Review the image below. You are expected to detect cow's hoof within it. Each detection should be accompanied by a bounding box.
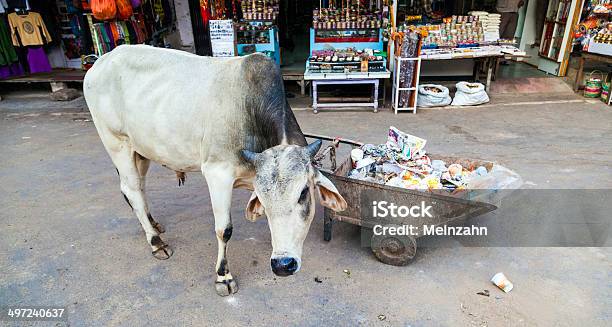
[152,221,165,234]
[215,279,238,296]
[152,245,173,260]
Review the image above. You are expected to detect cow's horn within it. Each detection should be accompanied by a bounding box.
[241,150,259,164]
[305,139,322,158]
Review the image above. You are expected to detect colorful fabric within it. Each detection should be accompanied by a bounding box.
[110,22,119,42]
[88,13,149,55]
[0,61,23,79]
[103,23,114,48]
[8,11,52,46]
[26,46,51,73]
[0,16,18,65]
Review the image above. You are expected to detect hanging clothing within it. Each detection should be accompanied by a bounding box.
[8,11,51,46]
[0,0,8,14]
[0,16,18,65]
[0,61,23,79]
[7,0,28,10]
[25,46,50,73]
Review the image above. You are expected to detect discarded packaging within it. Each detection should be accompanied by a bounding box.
[347,126,507,193]
[387,126,426,160]
[476,289,490,297]
[351,148,364,164]
[491,272,513,293]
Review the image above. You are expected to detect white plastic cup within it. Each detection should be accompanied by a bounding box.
[351,149,364,166]
[491,272,513,293]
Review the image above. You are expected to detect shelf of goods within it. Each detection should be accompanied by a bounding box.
[539,0,572,60]
[392,56,421,114]
[536,0,583,76]
[240,0,279,21]
[305,27,389,79]
[236,22,280,64]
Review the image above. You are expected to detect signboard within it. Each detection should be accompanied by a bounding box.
[209,20,235,57]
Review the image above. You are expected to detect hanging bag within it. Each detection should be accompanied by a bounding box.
[584,70,603,98]
[116,0,134,20]
[91,0,117,21]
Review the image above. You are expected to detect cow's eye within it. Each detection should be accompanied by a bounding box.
[299,186,309,203]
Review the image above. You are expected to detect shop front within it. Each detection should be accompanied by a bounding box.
[571,0,612,104]
[0,0,181,84]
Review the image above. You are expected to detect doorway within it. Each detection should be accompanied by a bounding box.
[278,0,315,73]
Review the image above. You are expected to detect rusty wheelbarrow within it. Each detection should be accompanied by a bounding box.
[305,133,520,266]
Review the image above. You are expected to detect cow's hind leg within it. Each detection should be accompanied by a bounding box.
[134,154,164,234]
[203,164,238,296]
[104,136,173,260]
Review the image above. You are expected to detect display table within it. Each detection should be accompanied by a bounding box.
[304,71,390,113]
[573,52,612,92]
[420,46,528,90]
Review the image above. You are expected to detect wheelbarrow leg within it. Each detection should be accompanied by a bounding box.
[323,214,333,241]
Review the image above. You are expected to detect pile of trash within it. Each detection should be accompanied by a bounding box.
[347,126,490,192]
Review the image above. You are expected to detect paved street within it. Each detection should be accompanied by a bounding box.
[1,92,610,326]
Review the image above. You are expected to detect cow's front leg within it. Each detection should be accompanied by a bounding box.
[203,165,238,296]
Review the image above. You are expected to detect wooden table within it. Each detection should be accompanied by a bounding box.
[574,52,612,92]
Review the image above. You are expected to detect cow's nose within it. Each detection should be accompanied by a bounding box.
[271,257,298,276]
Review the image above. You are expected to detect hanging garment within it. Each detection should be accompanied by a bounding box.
[120,21,132,44]
[0,0,8,14]
[8,11,52,46]
[91,0,116,21]
[124,19,136,43]
[0,16,18,65]
[116,0,133,20]
[109,21,119,43]
[104,23,115,48]
[6,0,28,10]
[0,61,23,79]
[26,45,50,73]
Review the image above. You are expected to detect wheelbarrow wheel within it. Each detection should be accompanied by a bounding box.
[370,225,417,266]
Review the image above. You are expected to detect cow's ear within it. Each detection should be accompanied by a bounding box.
[315,171,347,212]
[245,192,265,221]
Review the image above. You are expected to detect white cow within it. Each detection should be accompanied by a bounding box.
[84,45,347,296]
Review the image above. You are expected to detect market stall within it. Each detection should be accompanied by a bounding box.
[0,0,175,82]
[394,12,528,90]
[304,1,391,113]
[234,0,280,63]
[573,0,612,100]
[536,0,584,75]
[235,21,280,63]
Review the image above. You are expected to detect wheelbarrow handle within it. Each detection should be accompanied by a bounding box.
[303,133,364,147]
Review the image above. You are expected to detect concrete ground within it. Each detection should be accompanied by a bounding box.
[0,89,610,326]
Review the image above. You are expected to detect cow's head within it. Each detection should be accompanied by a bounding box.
[241,140,347,276]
